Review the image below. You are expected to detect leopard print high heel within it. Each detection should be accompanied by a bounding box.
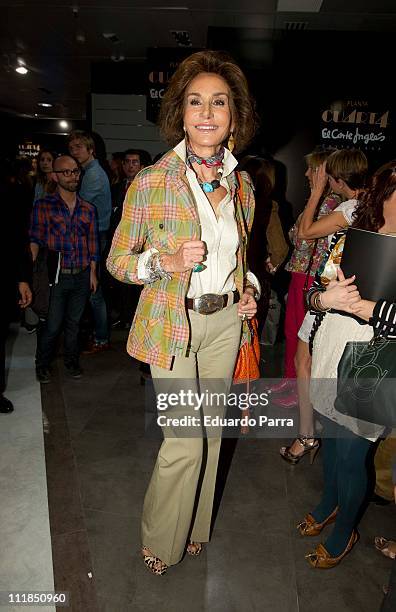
[186,541,203,556]
[141,546,168,575]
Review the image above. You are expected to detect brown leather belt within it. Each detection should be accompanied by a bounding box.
[186,290,240,315]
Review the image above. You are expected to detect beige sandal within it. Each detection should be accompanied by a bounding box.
[141,546,168,575]
[375,537,396,560]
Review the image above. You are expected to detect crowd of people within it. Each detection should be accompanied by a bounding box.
[1,48,396,608]
[1,138,153,388]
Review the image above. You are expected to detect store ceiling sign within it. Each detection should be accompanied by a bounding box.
[319,100,391,152]
[146,47,201,124]
[18,142,40,157]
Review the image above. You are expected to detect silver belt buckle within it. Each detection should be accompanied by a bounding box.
[195,293,224,315]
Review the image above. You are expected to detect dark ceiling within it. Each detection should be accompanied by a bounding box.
[1,0,396,120]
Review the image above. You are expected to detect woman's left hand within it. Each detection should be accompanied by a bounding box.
[238,291,257,320]
[349,299,376,322]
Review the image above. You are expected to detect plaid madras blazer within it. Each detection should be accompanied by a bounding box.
[106,149,255,369]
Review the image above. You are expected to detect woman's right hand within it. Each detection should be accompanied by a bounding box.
[311,162,328,197]
[320,268,361,312]
[161,240,206,273]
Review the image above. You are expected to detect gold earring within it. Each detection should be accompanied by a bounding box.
[228,132,235,152]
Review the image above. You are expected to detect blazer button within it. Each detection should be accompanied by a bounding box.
[159,223,164,229]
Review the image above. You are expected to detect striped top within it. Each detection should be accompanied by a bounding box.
[371,300,396,338]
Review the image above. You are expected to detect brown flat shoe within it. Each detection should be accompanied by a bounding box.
[305,531,359,569]
[297,507,338,536]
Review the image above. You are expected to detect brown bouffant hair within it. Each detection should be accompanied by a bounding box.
[326,148,368,190]
[352,161,396,232]
[159,50,258,154]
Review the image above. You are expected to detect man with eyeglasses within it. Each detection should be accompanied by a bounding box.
[30,155,100,383]
[68,130,111,353]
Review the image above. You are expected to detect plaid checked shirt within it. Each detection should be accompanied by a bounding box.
[30,192,100,269]
[107,148,255,369]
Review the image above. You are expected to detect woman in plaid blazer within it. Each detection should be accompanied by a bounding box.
[107,50,259,575]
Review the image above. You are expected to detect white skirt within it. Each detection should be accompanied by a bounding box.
[310,312,384,440]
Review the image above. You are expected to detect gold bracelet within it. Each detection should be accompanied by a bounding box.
[312,291,323,312]
[313,292,321,311]
[318,292,331,312]
[310,291,319,311]
[312,291,330,312]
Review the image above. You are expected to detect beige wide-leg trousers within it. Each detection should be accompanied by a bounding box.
[141,302,241,566]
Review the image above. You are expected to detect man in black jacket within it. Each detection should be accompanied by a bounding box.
[1,160,33,413]
[110,149,145,231]
[107,150,149,329]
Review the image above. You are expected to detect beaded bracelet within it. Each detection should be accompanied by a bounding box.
[151,253,172,281]
[145,254,161,283]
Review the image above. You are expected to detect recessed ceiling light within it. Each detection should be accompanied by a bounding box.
[59,120,69,129]
[103,32,120,43]
[16,66,28,75]
[38,102,53,108]
[277,0,323,11]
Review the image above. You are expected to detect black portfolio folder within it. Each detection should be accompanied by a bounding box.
[341,228,396,302]
[46,249,62,285]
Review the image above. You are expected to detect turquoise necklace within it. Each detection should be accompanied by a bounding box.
[187,145,224,193]
[196,169,223,193]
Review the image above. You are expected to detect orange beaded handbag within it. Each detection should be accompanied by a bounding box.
[233,317,260,386]
[233,317,261,434]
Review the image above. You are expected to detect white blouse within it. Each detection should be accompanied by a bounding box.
[174,140,239,298]
[137,139,259,298]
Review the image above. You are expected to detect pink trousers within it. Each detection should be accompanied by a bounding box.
[283,271,313,378]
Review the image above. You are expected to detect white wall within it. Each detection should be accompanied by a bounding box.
[91,94,166,160]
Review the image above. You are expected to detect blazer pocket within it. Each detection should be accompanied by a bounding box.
[137,288,166,320]
[134,317,164,353]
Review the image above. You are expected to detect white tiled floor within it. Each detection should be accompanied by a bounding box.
[0,325,55,612]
